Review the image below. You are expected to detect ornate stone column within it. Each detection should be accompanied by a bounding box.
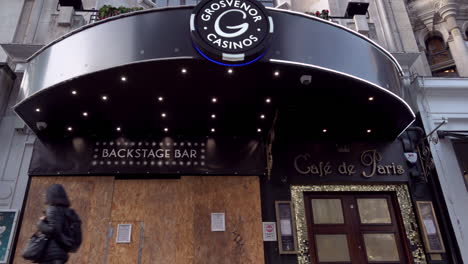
[437,0,468,76]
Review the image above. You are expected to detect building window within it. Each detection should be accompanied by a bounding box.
[425,36,458,77]
[465,28,468,48]
[432,66,458,77]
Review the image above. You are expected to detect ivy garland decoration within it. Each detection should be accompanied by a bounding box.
[98,5,144,20]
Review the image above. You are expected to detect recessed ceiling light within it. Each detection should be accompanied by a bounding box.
[164,128,168,132]
[116,127,121,131]
[35,108,41,112]
[181,68,187,74]
[274,71,280,77]
[260,114,265,119]
[121,76,127,82]
[82,112,88,116]
[211,128,215,132]
[367,129,372,133]
[322,129,327,133]
[368,96,374,101]
[211,114,216,119]
[71,90,77,95]
[265,98,271,103]
[161,113,166,118]
[158,97,164,102]
[67,126,73,131]
[102,95,108,101]
[257,128,262,132]
[227,68,233,74]
[212,97,217,103]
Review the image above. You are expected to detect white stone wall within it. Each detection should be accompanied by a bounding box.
[0,1,25,62]
[0,120,35,211]
[408,1,468,260]
[291,0,329,13]
[0,69,35,264]
[416,77,468,262]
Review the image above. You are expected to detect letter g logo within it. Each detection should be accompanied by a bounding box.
[214,10,249,38]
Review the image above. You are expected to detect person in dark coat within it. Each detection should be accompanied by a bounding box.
[36,184,70,264]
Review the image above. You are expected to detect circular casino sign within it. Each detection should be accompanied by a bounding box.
[190,0,274,65]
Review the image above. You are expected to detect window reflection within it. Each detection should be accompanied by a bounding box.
[315,234,351,262]
[357,198,392,224]
[364,233,400,261]
[311,199,344,224]
[425,35,458,77]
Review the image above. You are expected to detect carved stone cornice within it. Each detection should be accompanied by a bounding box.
[409,0,437,31]
[409,0,461,31]
[436,0,459,20]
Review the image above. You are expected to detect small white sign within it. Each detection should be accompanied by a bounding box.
[211,213,225,232]
[280,219,292,235]
[116,224,132,243]
[404,152,418,164]
[424,219,437,235]
[263,222,277,241]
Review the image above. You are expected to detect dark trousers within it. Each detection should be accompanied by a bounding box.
[39,261,65,264]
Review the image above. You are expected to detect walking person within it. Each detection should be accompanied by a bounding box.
[22,184,82,264]
[36,184,72,264]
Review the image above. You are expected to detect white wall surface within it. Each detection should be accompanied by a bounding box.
[0,117,35,210]
[417,77,468,262]
[0,0,25,62]
[0,70,35,211]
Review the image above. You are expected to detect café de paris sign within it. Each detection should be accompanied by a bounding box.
[294,149,406,178]
[190,0,274,65]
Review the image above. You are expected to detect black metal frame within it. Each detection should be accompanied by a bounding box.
[438,130,468,139]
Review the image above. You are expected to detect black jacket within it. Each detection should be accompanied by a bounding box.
[37,206,69,262]
[37,184,70,262]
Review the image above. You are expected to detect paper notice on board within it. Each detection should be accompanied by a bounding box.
[211,213,226,232]
[116,224,132,243]
[280,219,292,235]
[423,219,437,235]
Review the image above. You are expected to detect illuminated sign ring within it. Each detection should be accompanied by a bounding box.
[190,0,274,65]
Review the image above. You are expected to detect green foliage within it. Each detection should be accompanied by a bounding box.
[98,5,144,20]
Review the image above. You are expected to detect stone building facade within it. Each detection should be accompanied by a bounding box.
[0,0,467,263]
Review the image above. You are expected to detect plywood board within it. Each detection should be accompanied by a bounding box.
[106,221,141,264]
[14,176,263,264]
[110,179,192,264]
[191,176,264,264]
[109,176,263,264]
[13,176,114,264]
[174,177,195,264]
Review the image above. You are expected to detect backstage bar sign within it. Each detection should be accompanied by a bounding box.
[190,0,274,64]
[28,138,266,176]
[95,141,204,167]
